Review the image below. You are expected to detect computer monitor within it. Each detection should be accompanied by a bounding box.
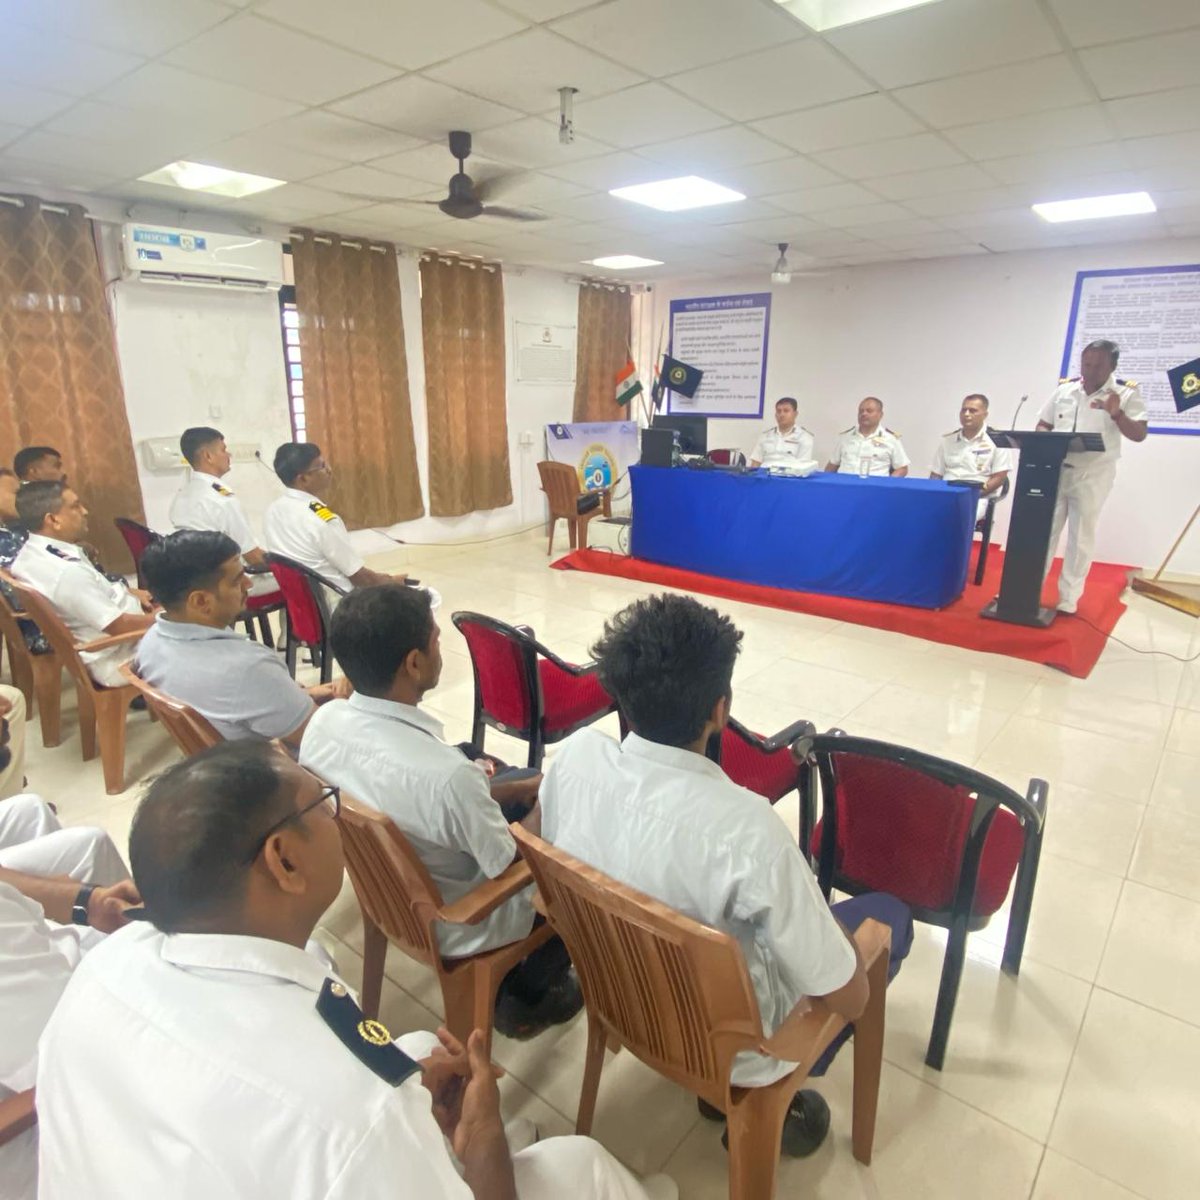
[651,414,707,455]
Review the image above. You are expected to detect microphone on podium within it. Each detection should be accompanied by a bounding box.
[1010,394,1029,428]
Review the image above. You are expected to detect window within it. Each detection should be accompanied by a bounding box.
[278,283,305,442]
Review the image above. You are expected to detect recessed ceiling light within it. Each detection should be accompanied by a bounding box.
[585,255,664,270]
[774,0,944,32]
[1031,191,1156,223]
[138,161,286,199]
[609,176,745,213]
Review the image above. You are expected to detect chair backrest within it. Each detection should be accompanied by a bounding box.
[451,612,538,736]
[334,791,445,969]
[706,449,746,467]
[0,587,33,660]
[120,663,222,756]
[537,460,583,518]
[714,717,800,804]
[264,553,332,647]
[114,518,160,589]
[1,572,94,691]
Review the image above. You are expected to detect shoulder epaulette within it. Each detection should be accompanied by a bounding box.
[943,428,959,437]
[316,979,421,1087]
[46,545,76,560]
[1117,378,1136,387]
[1060,376,1079,383]
[309,501,337,522]
[800,426,812,435]
[211,482,234,497]
[885,427,901,437]
[840,426,854,434]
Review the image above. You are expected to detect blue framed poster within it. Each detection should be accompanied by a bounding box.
[667,292,771,418]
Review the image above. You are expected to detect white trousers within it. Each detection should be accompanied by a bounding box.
[1044,459,1117,609]
[0,684,28,800]
[0,793,129,885]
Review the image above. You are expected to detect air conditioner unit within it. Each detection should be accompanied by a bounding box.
[120,223,283,291]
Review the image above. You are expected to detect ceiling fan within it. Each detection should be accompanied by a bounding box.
[770,242,828,283]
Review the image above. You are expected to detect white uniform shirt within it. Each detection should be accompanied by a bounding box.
[300,695,534,957]
[1037,373,1147,465]
[135,615,314,742]
[541,729,856,1086]
[263,488,363,592]
[169,471,258,553]
[10,533,143,686]
[35,924,480,1200]
[931,427,1014,484]
[829,426,910,476]
[750,424,815,469]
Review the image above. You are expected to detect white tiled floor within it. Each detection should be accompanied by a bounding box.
[17,530,1200,1200]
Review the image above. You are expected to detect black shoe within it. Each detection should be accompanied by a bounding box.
[698,1097,724,1121]
[718,1089,831,1159]
[130,695,148,712]
[493,970,584,1040]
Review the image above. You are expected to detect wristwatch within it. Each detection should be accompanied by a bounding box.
[71,884,97,926]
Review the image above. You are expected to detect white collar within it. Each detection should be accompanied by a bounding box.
[161,931,338,995]
[958,427,989,444]
[191,470,223,486]
[347,693,447,742]
[620,731,729,782]
[284,487,323,505]
[27,531,80,558]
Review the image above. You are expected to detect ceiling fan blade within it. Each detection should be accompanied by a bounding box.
[330,192,443,207]
[474,174,525,203]
[479,205,548,222]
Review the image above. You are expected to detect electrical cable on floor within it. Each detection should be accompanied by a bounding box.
[1073,613,1200,662]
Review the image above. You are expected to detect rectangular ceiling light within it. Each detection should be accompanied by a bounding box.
[138,161,286,198]
[775,0,944,32]
[586,255,664,269]
[1032,191,1157,223]
[609,176,745,213]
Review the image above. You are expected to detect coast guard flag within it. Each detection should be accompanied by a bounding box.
[1167,357,1200,413]
[660,355,702,398]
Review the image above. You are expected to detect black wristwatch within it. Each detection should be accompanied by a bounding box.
[71,884,97,926]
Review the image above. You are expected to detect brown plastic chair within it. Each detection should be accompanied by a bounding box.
[0,1088,35,1147]
[512,824,890,1200]
[332,789,555,1055]
[1,572,146,794]
[120,663,223,758]
[537,461,611,555]
[0,592,63,746]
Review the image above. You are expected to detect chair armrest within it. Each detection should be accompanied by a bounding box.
[78,628,148,653]
[1025,778,1049,831]
[538,647,600,677]
[0,1088,35,1147]
[437,860,534,926]
[759,719,817,755]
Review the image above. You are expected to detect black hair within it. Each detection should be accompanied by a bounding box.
[141,529,242,609]
[14,480,65,531]
[1083,339,1120,367]
[591,594,742,748]
[14,446,62,478]
[180,426,224,467]
[130,741,296,933]
[775,397,798,411]
[273,442,322,486]
[329,584,434,697]
[963,393,990,409]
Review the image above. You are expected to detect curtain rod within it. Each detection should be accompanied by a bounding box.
[0,193,102,221]
[289,231,391,253]
[419,250,499,273]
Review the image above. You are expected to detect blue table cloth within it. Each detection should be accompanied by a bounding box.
[629,466,977,609]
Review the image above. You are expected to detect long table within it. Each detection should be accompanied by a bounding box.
[629,465,977,609]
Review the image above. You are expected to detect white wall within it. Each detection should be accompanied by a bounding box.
[640,237,1200,573]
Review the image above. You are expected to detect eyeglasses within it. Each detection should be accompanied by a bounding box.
[244,785,340,864]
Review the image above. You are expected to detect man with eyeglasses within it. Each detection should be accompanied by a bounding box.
[35,742,675,1200]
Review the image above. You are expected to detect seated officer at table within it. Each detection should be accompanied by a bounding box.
[264,442,405,593]
[749,397,815,471]
[36,741,674,1200]
[11,482,153,686]
[929,393,1013,517]
[825,397,909,477]
[539,594,912,1158]
[136,530,348,749]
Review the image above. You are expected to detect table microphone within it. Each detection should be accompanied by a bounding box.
[1010,394,1029,428]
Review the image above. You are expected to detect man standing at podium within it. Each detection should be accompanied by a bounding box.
[1037,339,1147,613]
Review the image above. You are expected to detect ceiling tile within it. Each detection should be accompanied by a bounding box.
[543,151,669,191]
[4,129,182,179]
[1130,162,1200,191]
[767,181,884,214]
[865,163,999,200]
[551,0,803,77]
[0,155,120,193]
[192,136,349,183]
[723,156,842,197]
[667,40,872,122]
[893,55,1092,129]
[905,187,1024,217]
[164,13,398,105]
[330,77,523,139]
[825,0,1061,90]
[1105,87,1200,140]
[944,104,1112,161]
[1048,0,1200,49]
[471,117,615,170]
[812,133,966,180]
[752,94,923,154]
[499,0,596,17]
[0,24,144,95]
[236,183,361,222]
[1078,28,1200,99]
[571,84,726,149]
[45,100,247,151]
[787,231,873,254]
[984,143,1134,186]
[0,83,76,128]
[2,0,232,57]
[424,29,644,115]
[1126,131,1200,171]
[256,0,527,71]
[539,192,642,223]
[303,164,436,203]
[637,127,791,176]
[0,124,25,150]
[261,111,425,163]
[1004,170,1145,205]
[369,142,507,186]
[679,197,790,226]
[714,214,824,245]
[810,201,915,229]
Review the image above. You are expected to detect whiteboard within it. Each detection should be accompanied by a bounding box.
[667,292,771,418]
[1061,265,1200,436]
[513,320,576,384]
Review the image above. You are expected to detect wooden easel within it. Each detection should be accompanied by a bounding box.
[1130,503,1200,617]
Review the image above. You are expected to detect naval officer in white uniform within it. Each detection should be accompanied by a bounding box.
[825,397,910,477]
[749,397,815,471]
[1036,339,1147,614]
[930,394,1014,517]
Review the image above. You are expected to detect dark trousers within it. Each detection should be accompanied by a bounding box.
[496,919,572,1005]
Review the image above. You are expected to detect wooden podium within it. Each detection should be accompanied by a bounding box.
[981,430,1104,627]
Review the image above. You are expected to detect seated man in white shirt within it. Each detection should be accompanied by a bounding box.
[929,393,1013,518]
[749,397,816,472]
[301,584,580,1040]
[1,685,27,801]
[825,397,910,477]
[540,594,913,1159]
[169,426,279,599]
[36,741,674,1200]
[10,482,154,686]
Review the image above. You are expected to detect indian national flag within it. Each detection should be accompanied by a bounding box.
[615,358,643,407]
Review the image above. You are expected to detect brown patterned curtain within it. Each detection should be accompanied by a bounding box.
[573,283,632,423]
[419,255,511,516]
[0,195,145,570]
[290,230,423,527]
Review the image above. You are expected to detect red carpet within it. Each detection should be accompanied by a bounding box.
[551,545,1133,679]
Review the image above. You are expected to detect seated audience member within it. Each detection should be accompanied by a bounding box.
[301,585,581,1039]
[264,442,405,593]
[36,742,675,1200]
[540,594,913,1158]
[750,397,815,470]
[13,445,65,484]
[930,393,1013,517]
[10,482,153,686]
[1,686,28,801]
[0,469,50,660]
[0,792,138,1200]
[825,397,910,477]
[170,426,278,597]
[136,530,348,748]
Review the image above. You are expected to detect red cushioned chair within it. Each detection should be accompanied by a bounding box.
[707,716,814,805]
[451,611,618,769]
[265,552,345,684]
[707,448,747,467]
[114,517,158,589]
[795,729,1046,1070]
